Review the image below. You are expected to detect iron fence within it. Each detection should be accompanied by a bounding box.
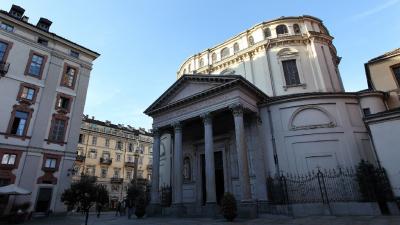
[267,166,393,205]
[160,185,172,207]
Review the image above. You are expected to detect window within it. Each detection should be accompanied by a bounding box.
[233,43,239,53]
[199,58,204,67]
[18,84,37,103]
[49,117,67,142]
[220,47,230,59]
[182,68,186,74]
[211,53,217,63]
[26,52,46,78]
[70,50,79,58]
[282,59,301,86]
[78,134,84,144]
[92,136,97,145]
[248,36,254,46]
[61,65,78,88]
[0,23,14,32]
[128,143,133,152]
[137,170,143,178]
[37,38,48,46]
[0,41,9,62]
[101,167,108,178]
[276,24,288,35]
[45,158,57,168]
[392,65,400,87]
[138,156,143,165]
[264,28,271,38]
[116,154,121,161]
[105,139,110,147]
[102,152,110,160]
[293,24,301,34]
[86,166,95,176]
[363,108,371,116]
[56,94,72,112]
[128,155,133,162]
[188,64,191,72]
[113,168,120,178]
[9,110,29,136]
[1,154,16,165]
[126,170,132,179]
[89,149,97,159]
[116,141,122,150]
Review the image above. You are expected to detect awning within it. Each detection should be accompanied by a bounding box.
[0,184,31,195]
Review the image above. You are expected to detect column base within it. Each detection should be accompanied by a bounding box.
[202,202,218,217]
[147,203,162,217]
[171,203,186,217]
[238,200,257,218]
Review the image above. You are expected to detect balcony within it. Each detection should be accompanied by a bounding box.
[110,177,123,183]
[76,155,86,162]
[100,157,112,165]
[124,161,135,167]
[0,62,10,77]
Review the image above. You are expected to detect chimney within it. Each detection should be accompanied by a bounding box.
[36,18,52,32]
[22,16,29,22]
[9,5,25,20]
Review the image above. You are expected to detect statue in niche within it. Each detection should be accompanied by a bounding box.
[183,157,191,181]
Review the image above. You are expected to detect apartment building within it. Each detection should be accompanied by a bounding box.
[0,5,99,214]
[72,116,153,208]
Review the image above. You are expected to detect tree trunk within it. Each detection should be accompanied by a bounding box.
[85,210,89,225]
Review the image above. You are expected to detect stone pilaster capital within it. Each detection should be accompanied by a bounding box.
[229,103,244,117]
[200,112,213,125]
[172,122,182,131]
[152,127,160,137]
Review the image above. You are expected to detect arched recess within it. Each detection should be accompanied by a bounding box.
[277,47,299,57]
[288,105,336,131]
[220,68,235,75]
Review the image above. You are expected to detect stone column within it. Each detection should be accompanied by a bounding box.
[150,129,161,204]
[230,104,252,201]
[202,113,217,204]
[173,122,183,205]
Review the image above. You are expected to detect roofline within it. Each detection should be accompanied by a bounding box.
[144,74,269,116]
[0,10,100,58]
[366,48,400,65]
[82,117,152,136]
[177,15,324,72]
[364,107,400,124]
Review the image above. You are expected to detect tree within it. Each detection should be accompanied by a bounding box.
[95,184,109,218]
[61,175,97,225]
[221,192,237,222]
[135,195,146,218]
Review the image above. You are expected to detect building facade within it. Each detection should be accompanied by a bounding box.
[72,116,153,208]
[364,48,400,198]
[145,16,394,217]
[0,5,99,214]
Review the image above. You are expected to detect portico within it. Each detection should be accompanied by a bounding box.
[145,75,269,217]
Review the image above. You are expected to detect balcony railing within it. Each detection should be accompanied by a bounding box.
[100,157,112,165]
[76,155,86,162]
[0,62,10,77]
[124,161,135,167]
[110,177,123,183]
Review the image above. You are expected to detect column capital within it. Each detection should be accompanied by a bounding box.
[201,112,213,125]
[230,103,244,116]
[152,127,160,137]
[172,122,182,131]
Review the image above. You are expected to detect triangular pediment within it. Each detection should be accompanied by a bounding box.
[144,75,269,116]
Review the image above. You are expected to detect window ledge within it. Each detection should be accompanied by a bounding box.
[0,132,31,140]
[42,167,57,172]
[45,139,67,146]
[283,83,306,91]
[0,164,17,170]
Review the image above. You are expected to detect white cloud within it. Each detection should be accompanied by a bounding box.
[353,0,400,20]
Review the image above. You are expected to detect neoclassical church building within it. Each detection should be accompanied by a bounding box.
[144,16,392,216]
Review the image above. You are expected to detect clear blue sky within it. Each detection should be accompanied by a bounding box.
[2,1,400,129]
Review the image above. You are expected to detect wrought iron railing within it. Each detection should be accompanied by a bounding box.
[160,185,172,207]
[267,166,393,205]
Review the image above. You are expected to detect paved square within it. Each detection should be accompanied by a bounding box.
[21,213,400,225]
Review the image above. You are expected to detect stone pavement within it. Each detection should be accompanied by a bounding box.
[20,213,400,225]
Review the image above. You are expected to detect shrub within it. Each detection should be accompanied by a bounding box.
[221,192,237,222]
[135,195,146,218]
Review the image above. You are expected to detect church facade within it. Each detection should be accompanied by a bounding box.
[144,16,394,216]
